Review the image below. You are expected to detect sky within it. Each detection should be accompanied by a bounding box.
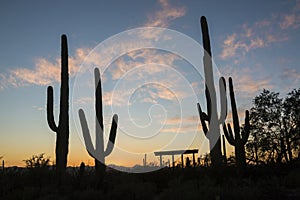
[0,0,299,168]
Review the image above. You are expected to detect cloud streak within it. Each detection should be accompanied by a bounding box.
[144,0,186,28]
[0,0,187,91]
[220,65,272,99]
[220,1,300,60]
[0,47,90,89]
[160,115,201,134]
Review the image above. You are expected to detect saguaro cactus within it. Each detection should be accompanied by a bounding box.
[197,16,227,168]
[47,34,69,184]
[78,68,118,179]
[223,77,250,170]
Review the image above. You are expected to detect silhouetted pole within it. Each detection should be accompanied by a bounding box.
[144,154,147,167]
[159,155,162,167]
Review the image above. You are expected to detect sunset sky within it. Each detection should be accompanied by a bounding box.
[0,0,300,168]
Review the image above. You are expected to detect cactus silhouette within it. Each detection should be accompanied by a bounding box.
[78,68,118,180]
[223,77,250,171]
[46,34,69,185]
[197,16,227,168]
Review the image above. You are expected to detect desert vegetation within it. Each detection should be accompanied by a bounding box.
[0,16,299,199]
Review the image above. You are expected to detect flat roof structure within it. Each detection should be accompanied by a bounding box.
[154,149,198,168]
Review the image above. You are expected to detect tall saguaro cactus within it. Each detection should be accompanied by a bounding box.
[47,34,69,184]
[197,16,227,168]
[78,68,118,179]
[223,77,250,170]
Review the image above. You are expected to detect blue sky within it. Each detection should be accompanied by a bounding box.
[0,0,299,167]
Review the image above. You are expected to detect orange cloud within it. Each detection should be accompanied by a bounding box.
[220,66,272,98]
[220,2,300,60]
[145,0,186,28]
[280,13,300,29]
[0,47,90,89]
[160,115,201,134]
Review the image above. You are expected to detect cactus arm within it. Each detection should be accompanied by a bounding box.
[219,77,227,123]
[223,123,235,146]
[104,114,118,156]
[241,110,250,145]
[79,109,96,156]
[229,77,240,139]
[197,103,208,135]
[47,86,58,132]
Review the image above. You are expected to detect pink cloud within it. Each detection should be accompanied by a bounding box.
[0,47,90,89]
[280,13,300,29]
[220,2,300,60]
[145,0,186,28]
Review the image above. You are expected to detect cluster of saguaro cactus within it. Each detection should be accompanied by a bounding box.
[47,34,69,185]
[223,77,250,170]
[197,16,227,168]
[78,68,118,179]
[44,16,249,178]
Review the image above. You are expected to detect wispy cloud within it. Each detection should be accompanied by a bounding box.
[220,1,300,60]
[1,0,187,91]
[109,49,181,80]
[280,0,300,29]
[0,47,90,89]
[160,115,201,133]
[219,65,272,100]
[280,14,300,29]
[220,23,286,60]
[144,0,186,28]
[280,67,300,81]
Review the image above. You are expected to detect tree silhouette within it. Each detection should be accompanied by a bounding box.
[282,88,300,160]
[246,88,300,164]
[247,89,283,164]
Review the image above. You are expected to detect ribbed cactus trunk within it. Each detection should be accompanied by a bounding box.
[197,16,227,168]
[235,138,247,169]
[47,34,69,185]
[95,67,105,178]
[223,77,250,171]
[79,68,118,187]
